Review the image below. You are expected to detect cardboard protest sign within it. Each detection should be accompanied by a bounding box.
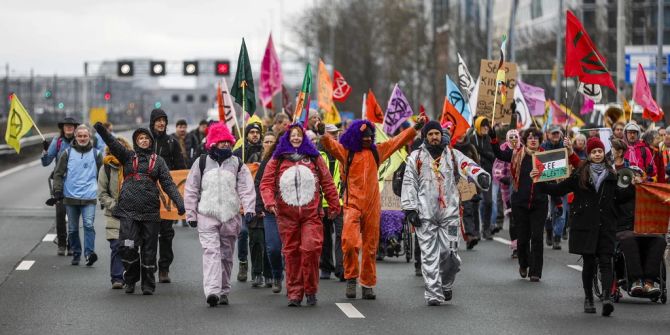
[476,60,517,124]
[381,179,401,210]
[532,148,570,183]
[457,178,477,201]
[159,170,188,220]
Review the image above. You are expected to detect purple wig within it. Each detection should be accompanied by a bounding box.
[273,124,321,158]
[339,119,377,153]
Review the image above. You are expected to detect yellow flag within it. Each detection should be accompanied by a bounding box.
[620,93,633,121]
[4,94,36,153]
[496,69,507,105]
[374,123,407,190]
[323,104,341,125]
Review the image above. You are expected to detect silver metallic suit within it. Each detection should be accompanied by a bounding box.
[401,145,490,303]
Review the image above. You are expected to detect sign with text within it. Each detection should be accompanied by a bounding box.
[457,178,477,201]
[532,148,569,183]
[476,60,517,124]
[159,169,188,220]
[381,179,401,210]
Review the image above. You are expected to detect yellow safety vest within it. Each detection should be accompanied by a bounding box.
[320,151,343,207]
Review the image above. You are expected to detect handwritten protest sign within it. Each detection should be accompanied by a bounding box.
[159,170,188,220]
[457,179,477,201]
[381,179,401,210]
[532,148,569,183]
[476,60,517,124]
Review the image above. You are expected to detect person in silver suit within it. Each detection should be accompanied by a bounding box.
[401,121,490,306]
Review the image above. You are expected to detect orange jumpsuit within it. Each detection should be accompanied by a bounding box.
[320,127,417,287]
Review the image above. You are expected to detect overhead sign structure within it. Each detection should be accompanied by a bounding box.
[624,45,670,85]
[532,148,570,183]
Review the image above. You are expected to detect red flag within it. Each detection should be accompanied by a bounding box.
[419,104,428,120]
[365,89,384,123]
[217,81,225,121]
[332,70,352,102]
[440,97,469,146]
[564,10,616,91]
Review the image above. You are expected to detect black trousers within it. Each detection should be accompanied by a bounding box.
[462,199,481,237]
[513,204,548,278]
[618,235,666,281]
[249,227,271,278]
[582,253,613,298]
[55,203,67,248]
[158,220,175,272]
[320,213,343,276]
[508,201,518,241]
[119,218,159,290]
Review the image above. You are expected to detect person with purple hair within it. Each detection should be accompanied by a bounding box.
[260,124,341,307]
[316,115,426,300]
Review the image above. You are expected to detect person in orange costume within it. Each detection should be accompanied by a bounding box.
[317,116,425,299]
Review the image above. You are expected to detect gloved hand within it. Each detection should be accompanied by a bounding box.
[413,115,427,131]
[188,221,198,228]
[316,122,325,136]
[54,191,64,201]
[404,210,421,227]
[94,122,104,130]
[477,174,491,190]
[45,198,58,206]
[42,140,50,151]
[488,126,497,141]
[177,207,186,216]
[500,176,511,186]
[244,213,255,224]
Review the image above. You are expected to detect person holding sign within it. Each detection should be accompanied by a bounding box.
[402,121,490,305]
[94,122,185,296]
[183,122,257,307]
[533,137,635,317]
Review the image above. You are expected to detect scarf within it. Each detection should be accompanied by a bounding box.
[589,162,608,192]
[102,155,123,193]
[425,142,445,159]
[209,147,232,164]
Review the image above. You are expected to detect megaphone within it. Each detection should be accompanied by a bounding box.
[617,168,634,188]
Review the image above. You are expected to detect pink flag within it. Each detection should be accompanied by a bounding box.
[633,63,661,118]
[517,81,546,116]
[580,96,594,115]
[259,34,283,108]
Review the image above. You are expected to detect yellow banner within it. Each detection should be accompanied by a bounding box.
[89,107,108,125]
[323,104,341,125]
[374,123,407,190]
[4,94,36,153]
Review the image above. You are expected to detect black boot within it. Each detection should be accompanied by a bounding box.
[602,297,614,317]
[584,296,596,314]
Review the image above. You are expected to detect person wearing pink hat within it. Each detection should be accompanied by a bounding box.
[183,122,257,307]
[534,137,636,316]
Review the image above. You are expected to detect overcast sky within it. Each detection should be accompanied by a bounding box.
[0,0,311,78]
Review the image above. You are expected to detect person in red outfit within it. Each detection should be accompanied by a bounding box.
[260,124,340,307]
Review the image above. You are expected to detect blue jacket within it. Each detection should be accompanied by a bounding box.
[53,141,102,205]
[41,136,72,167]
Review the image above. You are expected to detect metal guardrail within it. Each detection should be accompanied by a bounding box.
[0,125,136,156]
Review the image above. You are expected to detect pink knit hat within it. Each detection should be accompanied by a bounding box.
[205,122,236,149]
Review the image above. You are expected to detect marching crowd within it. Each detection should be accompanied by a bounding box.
[39,104,669,316]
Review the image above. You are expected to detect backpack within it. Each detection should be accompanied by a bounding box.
[392,162,406,197]
[125,153,158,181]
[198,154,243,190]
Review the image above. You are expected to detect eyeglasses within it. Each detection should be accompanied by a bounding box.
[263,141,275,144]
[527,135,540,140]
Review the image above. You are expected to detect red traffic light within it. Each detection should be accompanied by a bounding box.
[104,92,112,101]
[215,61,230,76]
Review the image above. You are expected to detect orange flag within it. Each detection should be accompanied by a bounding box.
[366,89,384,123]
[440,97,470,145]
[217,81,225,121]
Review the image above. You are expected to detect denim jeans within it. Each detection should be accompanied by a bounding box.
[546,195,568,238]
[65,204,96,259]
[238,221,249,262]
[263,213,283,280]
[478,188,493,233]
[109,239,124,283]
[490,180,500,227]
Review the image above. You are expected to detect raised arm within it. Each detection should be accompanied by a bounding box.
[452,148,491,191]
[94,122,132,164]
[491,139,513,162]
[377,126,417,162]
[320,133,348,163]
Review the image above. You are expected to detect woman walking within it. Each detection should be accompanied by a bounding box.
[260,124,340,306]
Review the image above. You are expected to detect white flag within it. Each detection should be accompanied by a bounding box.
[513,84,533,129]
[578,82,603,103]
[467,79,480,124]
[221,80,238,131]
[457,53,476,97]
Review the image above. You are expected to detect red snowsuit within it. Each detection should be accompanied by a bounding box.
[260,155,340,301]
[320,127,417,287]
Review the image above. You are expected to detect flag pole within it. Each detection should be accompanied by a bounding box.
[491,85,500,123]
[241,81,247,163]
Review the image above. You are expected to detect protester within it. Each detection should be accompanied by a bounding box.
[53,124,102,266]
[318,124,344,281]
[492,129,520,258]
[541,125,570,249]
[260,124,340,306]
[469,116,495,239]
[93,122,185,295]
[98,137,132,289]
[42,116,79,255]
[186,119,208,164]
[572,133,587,160]
[272,113,291,134]
[536,137,634,316]
[184,122,256,307]
[402,121,490,305]
[642,129,666,183]
[623,122,656,178]
[318,116,425,299]
[233,121,264,283]
[149,108,187,284]
[172,119,189,166]
[255,131,283,293]
[611,122,625,140]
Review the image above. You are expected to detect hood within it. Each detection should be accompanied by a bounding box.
[339,119,377,153]
[149,108,168,137]
[273,124,320,158]
[132,128,155,154]
[474,116,490,135]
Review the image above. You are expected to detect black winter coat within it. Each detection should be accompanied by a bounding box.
[94,123,185,222]
[492,143,548,208]
[185,129,206,165]
[537,168,633,256]
[234,141,263,164]
[469,133,494,173]
[150,109,187,170]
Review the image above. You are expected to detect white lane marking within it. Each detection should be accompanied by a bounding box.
[567,265,583,272]
[493,237,512,246]
[335,303,365,319]
[43,233,57,242]
[0,159,42,179]
[16,260,35,271]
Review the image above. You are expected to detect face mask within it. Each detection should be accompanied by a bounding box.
[210,147,232,162]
